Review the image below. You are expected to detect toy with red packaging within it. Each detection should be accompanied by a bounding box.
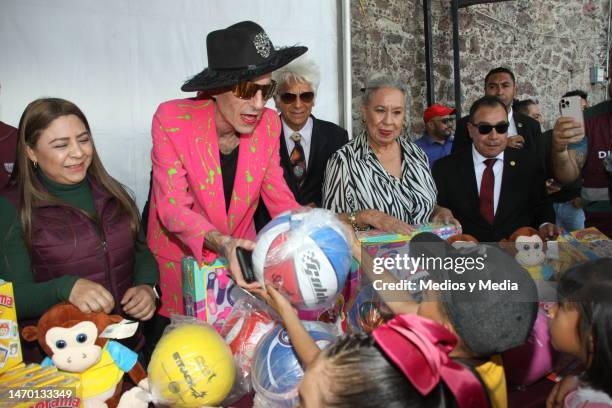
[220,297,275,370]
[219,297,276,400]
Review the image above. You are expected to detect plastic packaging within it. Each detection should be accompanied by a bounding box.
[147,316,236,407]
[346,282,393,333]
[252,208,352,311]
[251,320,338,407]
[219,297,276,397]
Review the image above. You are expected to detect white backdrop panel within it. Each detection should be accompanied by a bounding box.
[0,0,342,210]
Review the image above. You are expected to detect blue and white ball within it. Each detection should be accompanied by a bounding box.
[251,321,337,406]
[252,209,352,310]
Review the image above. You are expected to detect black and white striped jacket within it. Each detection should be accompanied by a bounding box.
[322,130,437,224]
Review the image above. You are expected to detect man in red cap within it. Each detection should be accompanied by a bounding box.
[415,104,456,168]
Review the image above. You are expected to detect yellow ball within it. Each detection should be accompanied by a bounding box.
[148,323,236,407]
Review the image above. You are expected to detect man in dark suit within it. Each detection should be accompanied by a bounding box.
[433,96,557,242]
[451,68,546,171]
[255,58,348,230]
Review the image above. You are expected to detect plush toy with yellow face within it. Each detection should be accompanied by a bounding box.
[505,227,554,280]
[147,323,236,407]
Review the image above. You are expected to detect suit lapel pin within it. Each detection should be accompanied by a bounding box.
[517,122,523,128]
[510,161,516,166]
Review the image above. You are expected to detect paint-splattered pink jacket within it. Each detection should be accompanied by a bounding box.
[147,97,299,265]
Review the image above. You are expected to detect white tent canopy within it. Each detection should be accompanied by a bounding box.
[0,0,344,209]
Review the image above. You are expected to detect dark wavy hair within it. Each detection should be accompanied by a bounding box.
[558,258,612,397]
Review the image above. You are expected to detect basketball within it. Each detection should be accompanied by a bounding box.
[252,209,352,310]
[251,321,337,406]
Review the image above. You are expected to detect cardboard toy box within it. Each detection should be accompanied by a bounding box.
[356,223,461,244]
[341,223,460,332]
[0,363,81,408]
[0,280,22,375]
[548,227,610,278]
[182,257,252,331]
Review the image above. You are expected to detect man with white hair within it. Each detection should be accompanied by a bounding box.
[255,57,348,229]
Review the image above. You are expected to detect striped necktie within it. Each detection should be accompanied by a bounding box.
[290,132,306,185]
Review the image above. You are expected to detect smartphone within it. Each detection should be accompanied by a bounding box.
[235,247,256,284]
[559,95,585,129]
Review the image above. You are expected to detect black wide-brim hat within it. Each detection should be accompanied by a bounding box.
[181,21,308,93]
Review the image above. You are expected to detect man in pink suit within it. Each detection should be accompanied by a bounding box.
[147,21,306,324]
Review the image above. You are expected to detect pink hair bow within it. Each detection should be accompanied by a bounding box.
[372,314,489,408]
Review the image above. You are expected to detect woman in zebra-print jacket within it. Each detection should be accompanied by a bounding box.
[322,74,460,234]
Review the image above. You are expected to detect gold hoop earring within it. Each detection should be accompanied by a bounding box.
[33,161,38,169]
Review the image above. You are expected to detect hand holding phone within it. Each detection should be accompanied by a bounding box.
[559,95,584,130]
[552,96,585,151]
[235,247,256,284]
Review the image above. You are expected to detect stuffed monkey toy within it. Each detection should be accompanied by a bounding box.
[22,303,149,408]
[504,227,554,280]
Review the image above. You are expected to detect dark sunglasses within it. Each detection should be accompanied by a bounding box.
[280,91,315,104]
[470,122,510,135]
[232,80,277,100]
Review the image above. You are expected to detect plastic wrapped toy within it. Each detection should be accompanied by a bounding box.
[346,283,392,333]
[251,321,337,407]
[219,297,276,396]
[252,209,352,311]
[146,317,236,407]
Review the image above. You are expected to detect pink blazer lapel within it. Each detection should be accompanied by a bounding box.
[191,102,229,234]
